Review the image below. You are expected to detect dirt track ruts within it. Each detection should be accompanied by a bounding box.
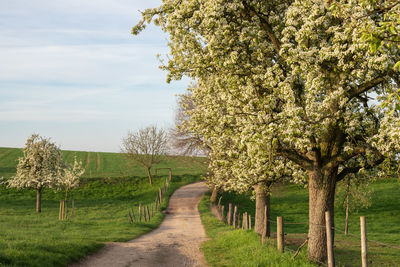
[70,182,209,267]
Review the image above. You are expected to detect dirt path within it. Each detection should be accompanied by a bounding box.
[70,182,209,267]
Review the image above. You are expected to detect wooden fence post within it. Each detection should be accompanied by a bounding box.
[139,205,142,222]
[71,199,74,219]
[227,203,233,225]
[221,206,225,222]
[277,216,284,252]
[325,211,335,267]
[360,216,368,267]
[249,214,252,230]
[131,208,136,221]
[64,200,68,220]
[233,206,238,228]
[59,200,62,220]
[61,200,65,220]
[128,211,133,224]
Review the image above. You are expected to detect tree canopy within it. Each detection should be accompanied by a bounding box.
[133,0,400,263]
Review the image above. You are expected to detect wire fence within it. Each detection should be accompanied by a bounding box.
[214,200,399,266]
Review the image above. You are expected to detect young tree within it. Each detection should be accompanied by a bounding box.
[335,173,372,235]
[8,134,63,212]
[133,1,400,263]
[121,126,167,185]
[58,156,85,201]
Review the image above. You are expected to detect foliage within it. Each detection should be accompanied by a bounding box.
[331,0,400,110]
[121,126,168,184]
[8,134,63,191]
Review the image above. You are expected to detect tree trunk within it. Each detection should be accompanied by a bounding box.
[266,194,271,237]
[210,185,219,204]
[147,167,152,185]
[36,188,42,213]
[308,169,337,264]
[254,182,269,235]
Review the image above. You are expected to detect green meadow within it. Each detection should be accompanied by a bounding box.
[202,179,400,267]
[0,147,206,267]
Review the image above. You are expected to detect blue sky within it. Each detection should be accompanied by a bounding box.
[0,0,189,152]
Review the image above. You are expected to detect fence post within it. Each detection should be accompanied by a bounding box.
[233,206,238,228]
[64,200,68,220]
[159,187,163,204]
[139,205,142,222]
[71,199,75,219]
[62,200,65,220]
[249,214,252,230]
[360,216,368,267]
[277,216,284,252]
[227,203,233,225]
[325,211,335,267]
[59,200,62,220]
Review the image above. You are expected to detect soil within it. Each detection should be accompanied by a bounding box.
[70,182,209,267]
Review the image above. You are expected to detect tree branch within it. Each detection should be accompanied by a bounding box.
[336,155,385,182]
[348,76,385,100]
[277,145,313,170]
[241,1,281,54]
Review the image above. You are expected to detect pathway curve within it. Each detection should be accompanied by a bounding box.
[70,182,209,267]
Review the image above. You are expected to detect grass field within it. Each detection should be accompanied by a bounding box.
[0,147,206,180]
[0,147,206,266]
[214,178,400,267]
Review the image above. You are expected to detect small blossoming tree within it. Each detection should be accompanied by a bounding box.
[8,134,63,212]
[58,156,85,201]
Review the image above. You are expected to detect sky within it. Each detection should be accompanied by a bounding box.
[0,0,190,152]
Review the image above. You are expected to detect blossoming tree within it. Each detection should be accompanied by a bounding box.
[8,134,63,212]
[58,156,85,201]
[133,0,400,263]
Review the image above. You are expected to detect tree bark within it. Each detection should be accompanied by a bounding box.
[210,185,219,204]
[254,182,269,235]
[36,187,42,213]
[147,167,152,185]
[307,169,337,264]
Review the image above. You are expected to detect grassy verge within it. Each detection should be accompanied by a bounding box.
[216,178,400,267]
[0,148,204,267]
[198,192,316,267]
